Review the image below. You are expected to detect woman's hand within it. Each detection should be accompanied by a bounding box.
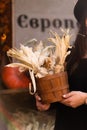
[35,94,51,111]
[61,91,87,108]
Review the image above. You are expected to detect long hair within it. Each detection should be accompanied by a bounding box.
[66,11,87,75]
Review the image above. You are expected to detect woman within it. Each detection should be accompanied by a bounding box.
[35,0,87,129]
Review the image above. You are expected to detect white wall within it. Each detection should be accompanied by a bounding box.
[12,0,78,48]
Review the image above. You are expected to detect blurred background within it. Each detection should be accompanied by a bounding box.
[0,0,78,130]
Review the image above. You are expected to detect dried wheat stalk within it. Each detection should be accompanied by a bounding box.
[6,29,72,94]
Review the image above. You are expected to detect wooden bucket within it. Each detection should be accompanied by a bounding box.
[36,71,69,103]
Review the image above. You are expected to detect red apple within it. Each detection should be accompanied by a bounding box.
[1,66,31,89]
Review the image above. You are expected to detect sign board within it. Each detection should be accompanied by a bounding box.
[12,0,78,48]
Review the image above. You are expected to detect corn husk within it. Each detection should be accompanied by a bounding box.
[7,29,72,94]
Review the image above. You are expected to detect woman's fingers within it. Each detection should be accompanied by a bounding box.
[35,93,41,101]
[35,93,50,111]
[62,91,75,98]
[61,91,87,108]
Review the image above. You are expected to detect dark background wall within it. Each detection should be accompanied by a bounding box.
[0,0,12,76]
